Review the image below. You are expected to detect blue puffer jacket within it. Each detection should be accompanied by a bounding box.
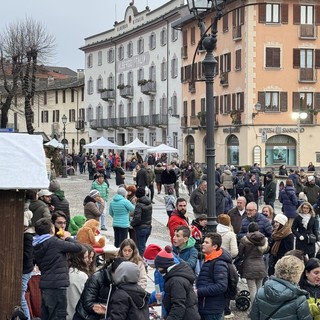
[279,186,298,218]
[173,237,198,271]
[238,213,272,240]
[109,194,135,228]
[196,249,231,315]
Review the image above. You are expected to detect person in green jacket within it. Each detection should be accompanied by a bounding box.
[250,255,312,320]
[91,173,109,231]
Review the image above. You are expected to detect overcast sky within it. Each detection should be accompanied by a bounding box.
[0,0,168,71]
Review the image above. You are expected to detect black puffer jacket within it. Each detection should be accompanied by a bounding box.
[33,236,82,289]
[163,261,201,320]
[73,267,114,320]
[50,190,70,221]
[131,196,152,228]
[23,231,35,274]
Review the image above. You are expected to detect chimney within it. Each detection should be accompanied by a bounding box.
[77,69,85,80]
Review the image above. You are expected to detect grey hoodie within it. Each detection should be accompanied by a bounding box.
[113,261,140,285]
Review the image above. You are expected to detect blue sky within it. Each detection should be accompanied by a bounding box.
[0,0,168,71]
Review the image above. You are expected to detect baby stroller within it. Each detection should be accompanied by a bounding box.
[235,289,251,311]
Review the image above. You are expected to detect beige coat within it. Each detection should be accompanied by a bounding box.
[216,224,238,258]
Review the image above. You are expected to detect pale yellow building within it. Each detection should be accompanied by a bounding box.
[176,0,320,170]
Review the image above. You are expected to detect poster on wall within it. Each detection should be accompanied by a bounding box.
[273,146,287,164]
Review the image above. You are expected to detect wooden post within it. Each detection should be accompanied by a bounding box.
[0,190,25,319]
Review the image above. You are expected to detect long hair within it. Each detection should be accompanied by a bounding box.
[68,245,89,275]
[118,238,143,265]
[82,243,96,275]
[299,258,320,289]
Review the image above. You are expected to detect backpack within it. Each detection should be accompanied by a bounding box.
[209,259,239,300]
[236,176,245,190]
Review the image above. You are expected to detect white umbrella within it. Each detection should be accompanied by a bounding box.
[147,144,179,154]
[123,138,151,150]
[84,137,119,149]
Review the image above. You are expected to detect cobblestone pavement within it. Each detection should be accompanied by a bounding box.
[58,171,277,319]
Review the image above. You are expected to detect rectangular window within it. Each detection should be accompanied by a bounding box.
[301,5,314,24]
[235,49,241,70]
[266,4,280,23]
[265,92,280,111]
[160,29,167,46]
[183,101,188,116]
[265,47,280,68]
[71,89,75,103]
[191,100,196,116]
[41,110,48,123]
[191,26,196,45]
[55,91,58,104]
[98,51,102,65]
[62,90,66,103]
[149,33,156,50]
[79,108,85,121]
[44,91,47,105]
[53,110,60,122]
[69,109,76,122]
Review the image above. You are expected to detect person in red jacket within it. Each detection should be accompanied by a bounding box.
[167,198,189,243]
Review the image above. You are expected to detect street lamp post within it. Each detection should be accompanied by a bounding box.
[62,114,68,178]
[292,111,307,170]
[186,0,226,232]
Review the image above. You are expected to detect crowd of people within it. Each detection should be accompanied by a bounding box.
[19,154,320,320]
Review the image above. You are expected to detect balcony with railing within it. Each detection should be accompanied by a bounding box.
[100,89,115,101]
[119,85,134,99]
[140,81,156,95]
[300,24,316,38]
[233,25,242,40]
[181,116,188,127]
[299,68,316,82]
[90,119,102,130]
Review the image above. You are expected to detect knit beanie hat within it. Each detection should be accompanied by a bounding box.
[117,187,127,197]
[49,179,61,192]
[154,246,175,269]
[135,187,145,198]
[308,175,315,182]
[143,244,162,265]
[24,210,33,227]
[274,213,288,226]
[89,189,100,199]
[218,214,231,227]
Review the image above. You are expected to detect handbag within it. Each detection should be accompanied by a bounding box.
[307,234,317,244]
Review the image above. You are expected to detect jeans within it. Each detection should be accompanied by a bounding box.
[113,227,129,248]
[22,272,32,320]
[135,226,152,256]
[99,200,107,229]
[201,313,224,320]
[41,288,67,320]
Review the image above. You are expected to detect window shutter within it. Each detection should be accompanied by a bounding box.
[232,93,236,111]
[240,7,245,25]
[223,14,228,32]
[258,92,265,111]
[227,95,231,113]
[220,55,223,72]
[181,67,184,82]
[314,93,320,111]
[292,92,300,111]
[227,53,231,72]
[293,5,300,25]
[214,96,219,114]
[232,11,236,27]
[281,4,288,24]
[266,48,272,68]
[280,92,288,112]
[315,50,320,68]
[274,48,280,68]
[215,57,219,76]
[293,49,300,68]
[316,6,320,25]
[259,3,266,23]
[220,96,223,114]
[240,92,244,112]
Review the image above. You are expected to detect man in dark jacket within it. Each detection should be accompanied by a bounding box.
[196,233,231,319]
[238,202,272,240]
[155,246,201,320]
[49,179,71,226]
[228,196,247,236]
[190,180,207,218]
[161,164,177,194]
[131,187,152,256]
[263,173,277,209]
[244,174,261,205]
[135,164,149,188]
[33,218,82,320]
[215,185,225,216]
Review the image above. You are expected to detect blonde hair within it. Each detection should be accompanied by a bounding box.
[275,255,305,284]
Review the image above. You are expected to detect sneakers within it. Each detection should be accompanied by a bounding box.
[224,312,234,319]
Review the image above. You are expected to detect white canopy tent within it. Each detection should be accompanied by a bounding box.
[123,138,151,150]
[44,138,64,149]
[147,144,179,154]
[84,137,120,149]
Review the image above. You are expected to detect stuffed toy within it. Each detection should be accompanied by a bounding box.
[76,219,105,248]
[69,215,87,236]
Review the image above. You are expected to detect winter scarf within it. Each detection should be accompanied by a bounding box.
[271,224,292,256]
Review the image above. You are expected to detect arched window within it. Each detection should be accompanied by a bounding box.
[227,135,239,165]
[265,134,296,166]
